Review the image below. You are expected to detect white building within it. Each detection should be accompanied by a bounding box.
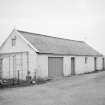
[0,29,104,80]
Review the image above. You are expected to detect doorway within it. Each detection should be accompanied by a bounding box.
[48,57,63,78]
[94,57,97,71]
[71,57,75,75]
[0,59,2,79]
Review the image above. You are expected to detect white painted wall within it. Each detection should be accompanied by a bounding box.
[64,56,95,75]
[86,57,95,72]
[0,30,104,80]
[96,57,103,70]
[2,51,37,80]
[36,54,71,79]
[36,55,102,79]
[0,30,38,80]
[2,57,9,79]
[0,30,36,53]
[9,56,14,79]
[37,55,48,79]
[28,51,37,78]
[63,56,71,76]
[75,56,86,74]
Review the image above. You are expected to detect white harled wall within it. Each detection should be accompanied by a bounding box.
[86,57,95,72]
[75,57,86,74]
[0,30,38,80]
[0,30,104,80]
[37,55,48,79]
[64,56,95,75]
[96,57,103,70]
[63,56,71,76]
[36,55,104,79]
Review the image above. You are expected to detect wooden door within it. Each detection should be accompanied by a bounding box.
[0,59,2,79]
[71,57,75,75]
[48,57,63,78]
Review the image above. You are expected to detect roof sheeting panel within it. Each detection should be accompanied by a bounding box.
[17,30,102,56]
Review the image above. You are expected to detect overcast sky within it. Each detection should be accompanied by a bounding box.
[0,0,105,54]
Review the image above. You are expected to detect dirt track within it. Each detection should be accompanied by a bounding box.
[0,71,105,105]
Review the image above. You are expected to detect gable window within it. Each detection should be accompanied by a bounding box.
[85,57,88,64]
[12,36,16,47]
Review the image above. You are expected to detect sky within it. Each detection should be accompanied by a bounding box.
[0,0,105,54]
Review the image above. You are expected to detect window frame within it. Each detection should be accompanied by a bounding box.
[11,36,16,47]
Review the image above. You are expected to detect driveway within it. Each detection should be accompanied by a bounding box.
[0,71,105,105]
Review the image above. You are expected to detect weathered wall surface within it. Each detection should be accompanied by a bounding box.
[36,55,104,79]
[86,57,95,72]
[96,57,103,70]
[0,30,104,80]
[75,57,86,74]
[28,51,37,78]
[0,30,35,53]
[2,57,9,79]
[63,56,71,76]
[0,30,37,80]
[37,55,48,79]
[64,56,95,75]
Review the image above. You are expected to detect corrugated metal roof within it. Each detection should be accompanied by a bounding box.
[17,30,102,56]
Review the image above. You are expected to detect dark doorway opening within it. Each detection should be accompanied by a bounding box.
[71,57,75,75]
[94,57,97,71]
[103,58,104,70]
[0,59,2,79]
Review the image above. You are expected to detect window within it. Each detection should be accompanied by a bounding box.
[12,36,16,47]
[85,57,87,64]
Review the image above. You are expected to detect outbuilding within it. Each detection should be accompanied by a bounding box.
[0,29,104,80]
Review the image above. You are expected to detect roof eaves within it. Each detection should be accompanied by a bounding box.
[37,52,103,57]
[0,29,15,50]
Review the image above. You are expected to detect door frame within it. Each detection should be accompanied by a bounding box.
[103,58,104,70]
[71,57,75,75]
[94,57,97,71]
[0,59,3,79]
[48,57,64,78]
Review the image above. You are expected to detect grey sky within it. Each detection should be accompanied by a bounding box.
[0,0,105,54]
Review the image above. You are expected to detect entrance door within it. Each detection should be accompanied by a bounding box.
[0,59,2,79]
[103,58,104,70]
[71,57,75,75]
[94,57,97,71]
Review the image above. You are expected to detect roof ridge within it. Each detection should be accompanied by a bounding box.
[17,30,84,43]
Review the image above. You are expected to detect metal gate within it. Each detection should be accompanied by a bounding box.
[48,57,63,78]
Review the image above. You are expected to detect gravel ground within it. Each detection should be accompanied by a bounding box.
[0,71,105,105]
